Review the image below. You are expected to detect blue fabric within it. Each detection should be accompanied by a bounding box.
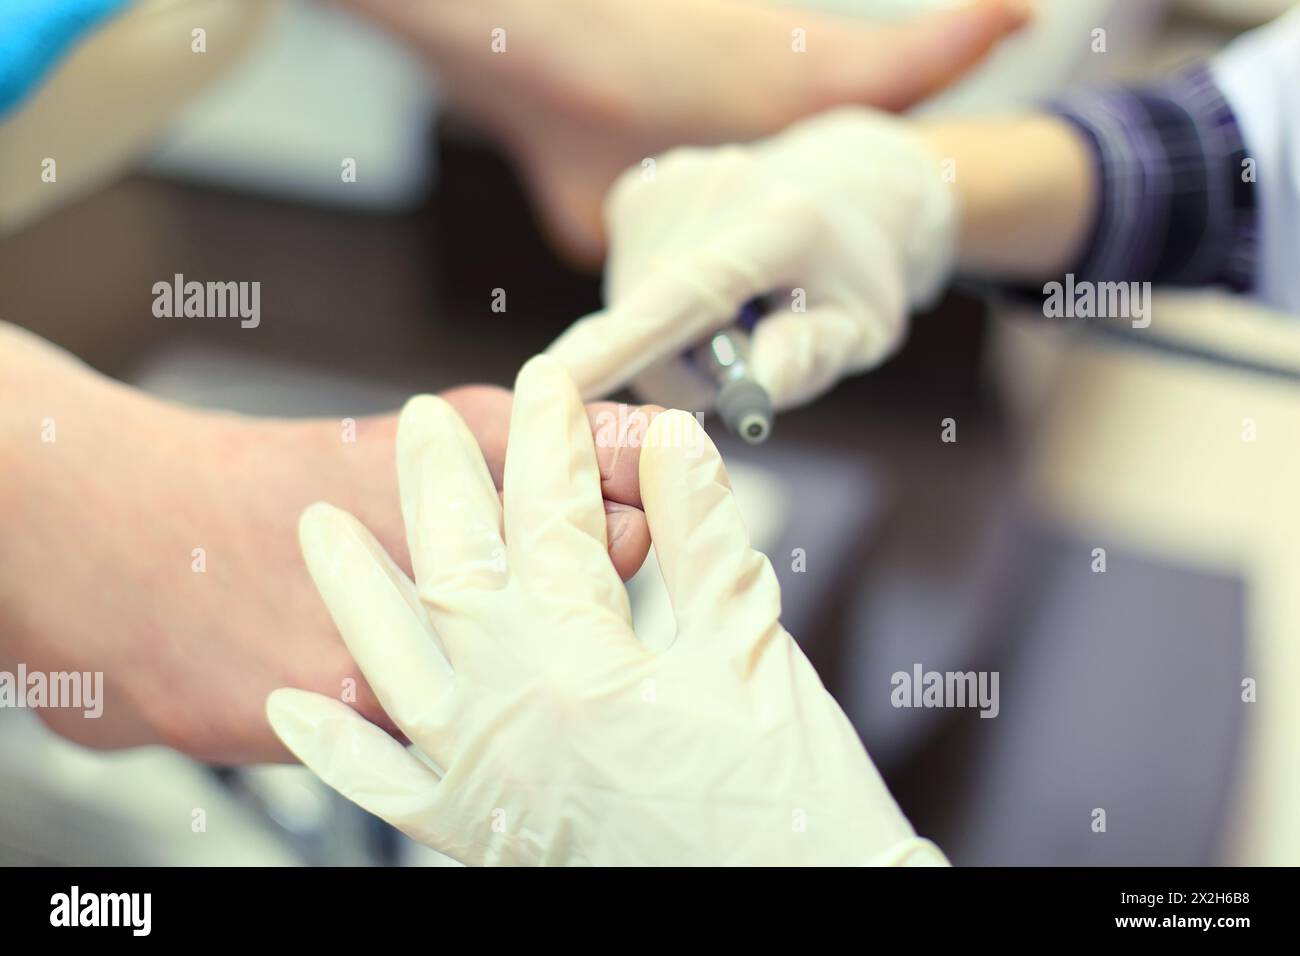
[0,0,132,119]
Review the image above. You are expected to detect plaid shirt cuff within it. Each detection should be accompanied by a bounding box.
[1047,64,1257,293]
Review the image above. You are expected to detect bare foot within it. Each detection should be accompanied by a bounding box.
[346,0,1030,262]
[0,323,655,762]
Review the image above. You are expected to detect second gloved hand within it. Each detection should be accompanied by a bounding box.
[546,107,957,411]
[267,355,945,866]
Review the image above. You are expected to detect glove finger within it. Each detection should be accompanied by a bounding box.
[494,487,652,583]
[639,410,780,644]
[299,502,457,752]
[749,304,901,411]
[397,395,507,605]
[504,355,631,623]
[629,355,718,413]
[266,689,451,851]
[546,260,761,402]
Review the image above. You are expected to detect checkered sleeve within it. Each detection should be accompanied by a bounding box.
[1046,64,1257,292]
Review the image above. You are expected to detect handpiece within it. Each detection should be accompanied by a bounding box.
[691,306,774,445]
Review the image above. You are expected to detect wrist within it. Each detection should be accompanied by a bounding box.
[915,115,1096,281]
[897,119,960,309]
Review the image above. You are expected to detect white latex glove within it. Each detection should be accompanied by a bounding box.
[546,107,957,411]
[266,355,946,866]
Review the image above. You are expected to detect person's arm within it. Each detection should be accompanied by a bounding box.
[927,65,1257,296]
[0,0,130,118]
[0,0,274,234]
[915,115,1096,282]
[548,45,1269,411]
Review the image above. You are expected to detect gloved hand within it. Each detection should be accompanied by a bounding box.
[546,107,957,411]
[267,355,946,866]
